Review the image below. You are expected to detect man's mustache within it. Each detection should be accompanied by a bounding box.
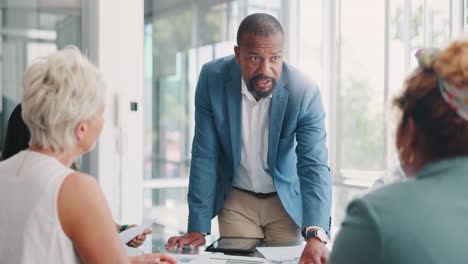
[250,74,276,85]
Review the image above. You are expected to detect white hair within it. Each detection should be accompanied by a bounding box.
[21,46,106,152]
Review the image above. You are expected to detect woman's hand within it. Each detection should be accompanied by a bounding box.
[129,253,177,264]
[125,225,152,248]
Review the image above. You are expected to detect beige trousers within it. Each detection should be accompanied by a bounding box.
[218,188,302,241]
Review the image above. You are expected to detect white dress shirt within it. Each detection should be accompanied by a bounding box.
[232,79,276,194]
[231,80,326,236]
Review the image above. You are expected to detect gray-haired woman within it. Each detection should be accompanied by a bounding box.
[0,47,175,264]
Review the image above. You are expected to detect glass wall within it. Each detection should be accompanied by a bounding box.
[338,0,386,173]
[331,0,453,234]
[297,0,323,88]
[143,0,459,237]
[0,0,82,154]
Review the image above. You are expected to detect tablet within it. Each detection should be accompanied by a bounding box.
[205,237,263,254]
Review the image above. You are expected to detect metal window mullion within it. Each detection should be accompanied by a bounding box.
[450,0,453,37]
[191,1,199,49]
[283,0,299,64]
[336,0,342,180]
[322,0,341,182]
[423,0,429,46]
[404,0,412,74]
[226,0,231,40]
[282,0,290,61]
[451,0,464,38]
[240,0,248,19]
[296,0,301,65]
[384,0,391,172]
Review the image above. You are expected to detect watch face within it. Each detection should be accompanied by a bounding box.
[308,230,329,243]
[317,231,328,242]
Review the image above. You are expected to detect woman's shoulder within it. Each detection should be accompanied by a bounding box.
[58,171,107,237]
[58,171,102,216]
[61,171,100,196]
[344,179,426,238]
[359,180,417,211]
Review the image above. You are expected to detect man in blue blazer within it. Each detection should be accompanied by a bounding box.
[166,13,332,263]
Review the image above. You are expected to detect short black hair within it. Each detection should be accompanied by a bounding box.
[1,104,30,160]
[236,13,284,46]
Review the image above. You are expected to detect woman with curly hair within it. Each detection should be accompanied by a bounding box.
[329,40,468,264]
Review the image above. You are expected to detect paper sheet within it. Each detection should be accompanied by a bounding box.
[119,224,151,244]
[190,254,269,264]
[256,245,305,264]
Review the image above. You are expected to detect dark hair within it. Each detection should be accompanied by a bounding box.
[393,41,468,159]
[1,103,80,170]
[1,104,30,160]
[236,13,284,46]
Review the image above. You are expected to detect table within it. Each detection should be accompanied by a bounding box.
[125,223,305,259]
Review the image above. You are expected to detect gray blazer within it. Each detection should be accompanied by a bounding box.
[329,157,468,264]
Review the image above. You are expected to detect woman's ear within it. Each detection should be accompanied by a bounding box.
[75,120,88,143]
[405,117,421,149]
[397,117,420,156]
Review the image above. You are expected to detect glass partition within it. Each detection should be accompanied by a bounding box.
[337,0,386,184]
[143,0,458,237]
[0,0,82,155]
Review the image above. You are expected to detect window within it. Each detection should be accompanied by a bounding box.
[338,0,386,175]
[466,0,468,26]
[143,0,462,237]
[293,0,457,234]
[0,0,82,155]
[333,0,454,232]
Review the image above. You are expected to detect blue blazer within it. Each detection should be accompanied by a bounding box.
[187,55,332,234]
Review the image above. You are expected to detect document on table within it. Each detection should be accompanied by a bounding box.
[168,253,269,264]
[119,224,151,244]
[256,245,305,264]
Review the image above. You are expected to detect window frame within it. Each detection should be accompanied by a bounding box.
[322,0,462,188]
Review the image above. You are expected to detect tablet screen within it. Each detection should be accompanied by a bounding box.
[206,237,263,253]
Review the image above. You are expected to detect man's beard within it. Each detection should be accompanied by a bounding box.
[247,74,277,100]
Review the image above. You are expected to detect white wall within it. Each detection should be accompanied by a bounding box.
[82,0,144,224]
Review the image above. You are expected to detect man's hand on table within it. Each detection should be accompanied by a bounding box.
[298,237,329,264]
[165,232,206,251]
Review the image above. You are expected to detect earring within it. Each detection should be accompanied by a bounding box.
[398,147,405,155]
[398,147,406,166]
[398,147,414,165]
[408,153,414,164]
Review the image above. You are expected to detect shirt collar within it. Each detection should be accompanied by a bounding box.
[416,156,468,180]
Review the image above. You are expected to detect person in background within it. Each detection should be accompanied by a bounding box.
[1,104,29,161]
[166,13,332,264]
[0,47,176,264]
[1,103,149,248]
[328,40,468,264]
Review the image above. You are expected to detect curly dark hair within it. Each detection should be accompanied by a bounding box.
[393,40,468,159]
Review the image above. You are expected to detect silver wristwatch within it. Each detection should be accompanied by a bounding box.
[305,229,329,244]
